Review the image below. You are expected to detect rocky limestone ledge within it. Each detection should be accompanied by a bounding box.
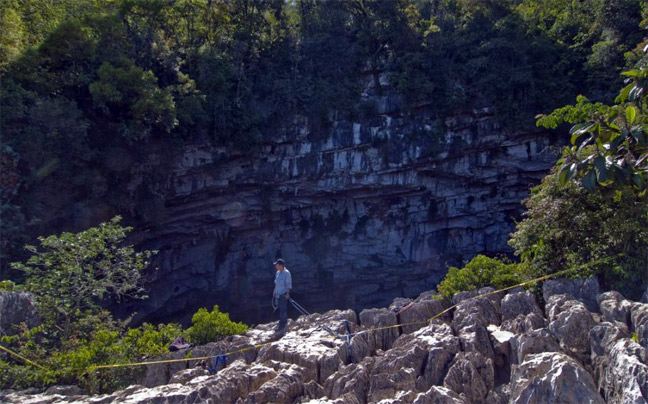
[2,279,648,404]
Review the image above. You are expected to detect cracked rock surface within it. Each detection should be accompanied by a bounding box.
[2,279,647,404]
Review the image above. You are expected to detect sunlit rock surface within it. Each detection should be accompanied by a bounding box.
[3,278,647,404]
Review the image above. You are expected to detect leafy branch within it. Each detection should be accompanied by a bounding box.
[537,43,648,195]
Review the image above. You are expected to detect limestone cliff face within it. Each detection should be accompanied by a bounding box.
[114,109,560,326]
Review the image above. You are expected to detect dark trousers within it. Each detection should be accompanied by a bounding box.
[278,294,288,329]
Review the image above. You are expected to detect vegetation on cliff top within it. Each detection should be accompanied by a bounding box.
[512,43,648,299]
[1,0,647,273]
[438,44,648,302]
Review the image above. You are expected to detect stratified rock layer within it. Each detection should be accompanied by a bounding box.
[102,109,560,326]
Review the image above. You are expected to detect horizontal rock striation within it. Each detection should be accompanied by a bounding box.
[113,110,559,325]
[3,279,647,404]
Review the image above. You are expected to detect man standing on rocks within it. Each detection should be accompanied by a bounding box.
[273,258,292,332]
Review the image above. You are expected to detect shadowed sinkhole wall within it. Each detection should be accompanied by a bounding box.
[108,112,561,326]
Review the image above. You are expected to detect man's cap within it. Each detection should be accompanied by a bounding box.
[274,258,285,266]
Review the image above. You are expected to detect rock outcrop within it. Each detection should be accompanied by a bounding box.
[543,277,600,313]
[11,102,561,328]
[92,107,559,326]
[3,279,647,404]
[632,303,648,350]
[509,352,605,404]
[0,291,40,337]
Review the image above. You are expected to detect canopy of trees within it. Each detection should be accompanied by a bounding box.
[1,0,646,271]
[2,0,645,145]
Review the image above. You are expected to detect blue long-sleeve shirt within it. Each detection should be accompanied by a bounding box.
[274,269,292,297]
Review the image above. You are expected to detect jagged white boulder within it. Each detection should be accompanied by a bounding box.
[300,393,362,404]
[501,289,543,321]
[357,307,399,358]
[598,291,633,327]
[257,309,356,384]
[452,287,503,311]
[451,294,501,362]
[590,322,630,358]
[375,322,460,395]
[169,368,208,385]
[631,302,648,350]
[509,352,605,404]
[500,312,546,334]
[547,296,596,366]
[453,316,495,361]
[543,277,600,313]
[368,367,417,403]
[442,351,494,404]
[600,339,648,404]
[242,361,308,404]
[412,386,467,404]
[396,295,447,334]
[510,328,561,365]
[323,357,373,403]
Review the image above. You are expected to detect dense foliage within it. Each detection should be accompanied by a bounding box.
[438,40,648,303]
[1,219,247,393]
[509,158,648,301]
[537,46,648,194]
[508,44,648,301]
[1,0,646,275]
[186,305,248,345]
[437,255,522,299]
[438,167,647,301]
[11,216,152,343]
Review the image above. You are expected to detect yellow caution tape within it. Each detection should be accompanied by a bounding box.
[0,343,47,370]
[89,343,266,370]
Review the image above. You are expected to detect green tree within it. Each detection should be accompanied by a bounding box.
[2,217,251,393]
[89,59,177,141]
[537,45,648,194]
[509,172,648,300]
[11,216,155,342]
[0,4,26,71]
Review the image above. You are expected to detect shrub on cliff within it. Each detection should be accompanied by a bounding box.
[1,218,248,393]
[511,44,648,300]
[437,255,523,299]
[52,322,184,392]
[0,304,247,393]
[10,216,154,345]
[0,321,183,392]
[509,171,648,300]
[185,305,248,345]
